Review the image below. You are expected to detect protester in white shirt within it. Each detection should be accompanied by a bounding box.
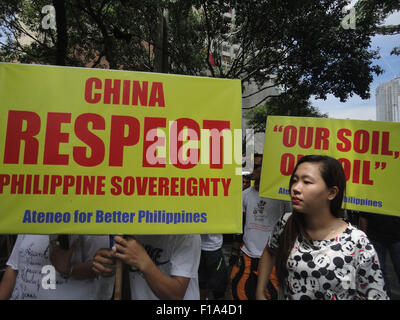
[41,235,109,299]
[92,234,201,300]
[0,235,49,300]
[0,234,109,300]
[230,154,288,300]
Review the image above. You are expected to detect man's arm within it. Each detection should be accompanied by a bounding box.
[0,266,17,300]
[113,236,189,300]
[256,247,276,300]
[50,238,96,279]
[141,260,190,300]
[359,216,368,233]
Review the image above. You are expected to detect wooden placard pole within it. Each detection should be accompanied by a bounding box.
[109,235,123,300]
[114,259,123,300]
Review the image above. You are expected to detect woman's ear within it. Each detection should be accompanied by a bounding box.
[327,186,339,201]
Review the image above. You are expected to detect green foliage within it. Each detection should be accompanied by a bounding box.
[233,0,384,104]
[0,0,394,107]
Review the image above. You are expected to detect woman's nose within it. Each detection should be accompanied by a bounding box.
[292,182,301,194]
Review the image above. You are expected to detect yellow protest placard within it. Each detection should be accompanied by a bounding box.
[0,63,242,234]
[259,116,400,217]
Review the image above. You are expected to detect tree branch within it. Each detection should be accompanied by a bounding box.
[242,93,281,110]
[241,82,281,99]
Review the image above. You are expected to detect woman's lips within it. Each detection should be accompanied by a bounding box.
[292,198,301,205]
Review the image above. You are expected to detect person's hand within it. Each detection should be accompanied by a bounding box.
[229,253,239,267]
[50,238,78,275]
[229,247,240,267]
[92,248,116,277]
[113,236,152,272]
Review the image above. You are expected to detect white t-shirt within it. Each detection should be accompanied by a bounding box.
[7,235,50,300]
[36,235,109,300]
[200,234,223,251]
[241,187,287,258]
[128,234,201,300]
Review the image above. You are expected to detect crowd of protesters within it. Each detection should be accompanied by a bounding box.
[0,154,398,300]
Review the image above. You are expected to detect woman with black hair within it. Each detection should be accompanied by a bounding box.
[256,155,388,300]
